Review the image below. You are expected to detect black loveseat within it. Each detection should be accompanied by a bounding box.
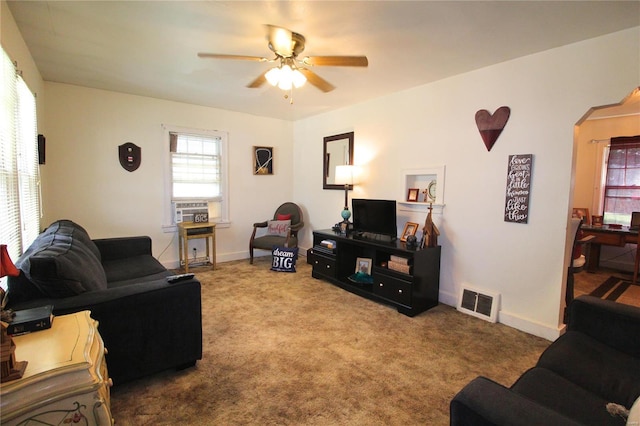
[450,295,640,426]
[6,220,203,385]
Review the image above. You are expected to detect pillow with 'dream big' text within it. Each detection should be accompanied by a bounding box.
[271,246,298,272]
[267,220,291,237]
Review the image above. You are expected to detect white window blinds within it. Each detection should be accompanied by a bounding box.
[16,77,40,248]
[0,47,40,267]
[170,132,221,200]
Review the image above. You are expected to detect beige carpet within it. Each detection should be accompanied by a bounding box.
[109,256,550,425]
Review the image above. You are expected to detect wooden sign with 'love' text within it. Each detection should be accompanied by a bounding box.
[504,154,533,224]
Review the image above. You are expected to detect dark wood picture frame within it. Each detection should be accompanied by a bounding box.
[323,132,354,190]
[407,188,419,202]
[254,146,273,175]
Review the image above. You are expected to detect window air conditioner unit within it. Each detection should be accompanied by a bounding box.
[173,201,208,224]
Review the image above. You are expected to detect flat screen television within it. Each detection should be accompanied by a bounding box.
[351,199,397,240]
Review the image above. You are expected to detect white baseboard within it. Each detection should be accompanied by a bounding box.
[439,289,562,341]
[499,310,564,341]
[438,290,455,307]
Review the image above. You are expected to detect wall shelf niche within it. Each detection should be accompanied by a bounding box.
[399,166,445,213]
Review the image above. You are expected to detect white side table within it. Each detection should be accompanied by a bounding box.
[0,311,114,425]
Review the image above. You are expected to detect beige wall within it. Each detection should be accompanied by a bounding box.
[293,27,640,339]
[42,83,293,265]
[1,1,45,129]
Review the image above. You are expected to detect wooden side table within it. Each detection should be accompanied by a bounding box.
[178,221,216,272]
[0,311,113,425]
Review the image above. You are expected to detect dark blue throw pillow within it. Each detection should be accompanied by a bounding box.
[271,246,298,272]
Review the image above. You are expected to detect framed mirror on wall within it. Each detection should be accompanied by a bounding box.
[323,131,354,190]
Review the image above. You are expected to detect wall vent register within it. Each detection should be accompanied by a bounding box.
[457,287,500,323]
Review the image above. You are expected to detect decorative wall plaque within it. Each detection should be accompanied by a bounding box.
[504,154,533,224]
[118,142,141,172]
[475,106,511,152]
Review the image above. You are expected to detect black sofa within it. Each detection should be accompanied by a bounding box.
[6,220,203,385]
[450,295,640,426]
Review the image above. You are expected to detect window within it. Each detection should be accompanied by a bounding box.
[0,47,40,284]
[603,136,640,225]
[165,127,228,226]
[170,132,221,200]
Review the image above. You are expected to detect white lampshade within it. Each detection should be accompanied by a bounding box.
[335,165,360,186]
[278,65,293,90]
[292,69,307,88]
[265,67,281,86]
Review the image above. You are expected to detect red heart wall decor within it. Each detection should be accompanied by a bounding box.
[475,106,511,152]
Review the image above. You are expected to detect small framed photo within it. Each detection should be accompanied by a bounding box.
[407,188,419,202]
[571,207,590,225]
[254,146,273,175]
[401,222,419,242]
[355,257,372,275]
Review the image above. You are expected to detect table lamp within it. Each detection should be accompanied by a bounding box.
[1,244,19,278]
[1,244,19,319]
[335,165,360,231]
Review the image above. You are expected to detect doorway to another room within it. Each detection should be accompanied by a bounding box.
[571,87,640,308]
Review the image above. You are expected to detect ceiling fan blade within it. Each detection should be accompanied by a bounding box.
[299,69,335,93]
[247,71,268,88]
[303,56,368,67]
[198,53,268,62]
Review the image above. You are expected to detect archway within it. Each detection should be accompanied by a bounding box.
[565,87,640,314]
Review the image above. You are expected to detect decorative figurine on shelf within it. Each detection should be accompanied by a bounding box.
[1,320,28,383]
[1,245,29,382]
[406,234,418,250]
[422,188,429,203]
[421,203,440,248]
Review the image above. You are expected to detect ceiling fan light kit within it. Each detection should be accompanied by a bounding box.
[265,62,307,90]
[198,24,368,97]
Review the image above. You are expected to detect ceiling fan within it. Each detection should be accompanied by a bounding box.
[197,25,368,93]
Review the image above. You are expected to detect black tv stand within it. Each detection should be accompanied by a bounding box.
[311,229,441,317]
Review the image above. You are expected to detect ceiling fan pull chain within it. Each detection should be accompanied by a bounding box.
[283,88,294,104]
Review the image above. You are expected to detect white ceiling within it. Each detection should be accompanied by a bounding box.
[7,1,640,121]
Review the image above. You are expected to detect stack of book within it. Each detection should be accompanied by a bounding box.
[387,255,412,275]
[313,239,337,256]
[320,239,336,249]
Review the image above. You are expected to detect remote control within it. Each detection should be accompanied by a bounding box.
[166,273,195,283]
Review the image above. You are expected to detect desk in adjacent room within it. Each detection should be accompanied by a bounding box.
[580,225,638,272]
